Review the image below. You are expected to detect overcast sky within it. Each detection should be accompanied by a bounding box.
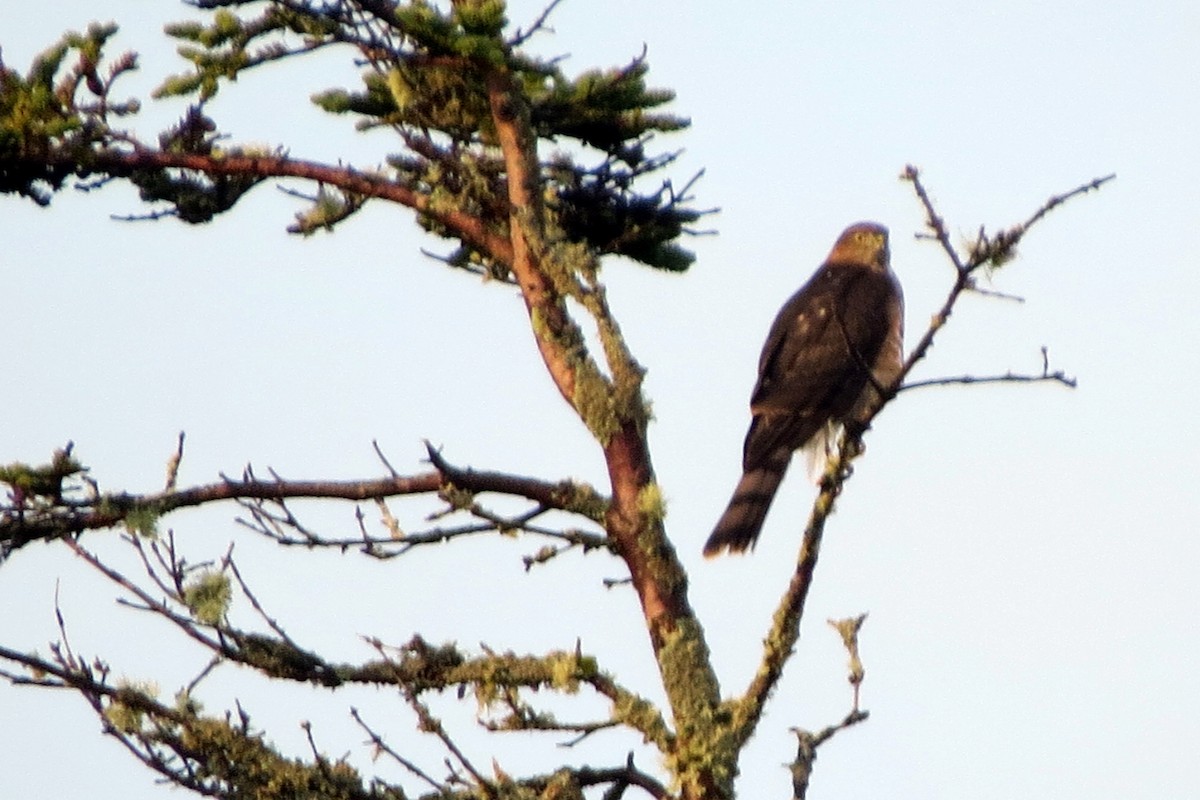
[3,2,1198,798]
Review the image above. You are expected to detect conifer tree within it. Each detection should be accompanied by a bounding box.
[0,3,1108,798]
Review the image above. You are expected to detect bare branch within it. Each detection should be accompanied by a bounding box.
[226,556,305,648]
[789,709,871,800]
[164,432,185,491]
[350,707,445,792]
[733,449,848,745]
[402,685,494,796]
[1,444,610,557]
[480,702,621,743]
[559,757,670,800]
[968,283,1026,303]
[903,164,967,273]
[508,0,568,46]
[999,173,1117,257]
[732,166,1111,750]
[896,168,1111,390]
[371,440,401,479]
[901,369,1076,392]
[425,442,609,523]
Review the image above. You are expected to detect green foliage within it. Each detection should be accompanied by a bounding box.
[572,356,622,445]
[392,1,459,53]
[530,59,685,161]
[0,446,85,502]
[183,570,232,625]
[636,482,666,523]
[229,632,334,684]
[453,0,509,38]
[103,680,159,734]
[0,23,137,204]
[1,1,708,271]
[98,675,396,800]
[174,688,203,716]
[385,63,494,141]
[550,154,704,272]
[175,716,374,800]
[556,480,609,522]
[157,7,334,101]
[288,186,365,235]
[311,74,396,120]
[658,617,734,796]
[123,504,161,538]
[123,105,266,223]
[333,43,702,269]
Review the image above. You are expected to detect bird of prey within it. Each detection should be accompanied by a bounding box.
[703,222,904,557]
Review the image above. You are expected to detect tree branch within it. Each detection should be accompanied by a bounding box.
[5,528,675,767]
[81,146,515,264]
[731,166,1112,749]
[3,7,712,800]
[789,710,871,800]
[485,66,584,410]
[482,52,722,800]
[424,442,609,522]
[508,0,568,47]
[0,639,392,800]
[901,369,1076,392]
[0,444,609,557]
[350,707,446,793]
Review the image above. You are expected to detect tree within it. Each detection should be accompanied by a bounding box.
[0,2,1110,799]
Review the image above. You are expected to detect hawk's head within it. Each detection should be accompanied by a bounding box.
[828,222,889,271]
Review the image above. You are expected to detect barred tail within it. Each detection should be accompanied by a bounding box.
[703,449,791,557]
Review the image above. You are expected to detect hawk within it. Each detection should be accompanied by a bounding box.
[703,222,904,557]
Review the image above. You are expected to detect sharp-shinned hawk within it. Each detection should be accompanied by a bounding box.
[704,222,904,557]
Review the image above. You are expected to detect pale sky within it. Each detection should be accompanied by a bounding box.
[2,2,1198,798]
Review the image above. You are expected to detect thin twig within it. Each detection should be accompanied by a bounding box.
[371,440,401,478]
[2,445,608,557]
[789,709,871,800]
[403,689,494,798]
[164,432,185,491]
[508,0,567,46]
[183,656,221,697]
[563,756,669,800]
[351,707,445,792]
[968,284,1026,302]
[903,164,966,273]
[66,537,228,656]
[901,370,1076,391]
[555,720,621,747]
[1019,173,1116,233]
[226,556,303,648]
